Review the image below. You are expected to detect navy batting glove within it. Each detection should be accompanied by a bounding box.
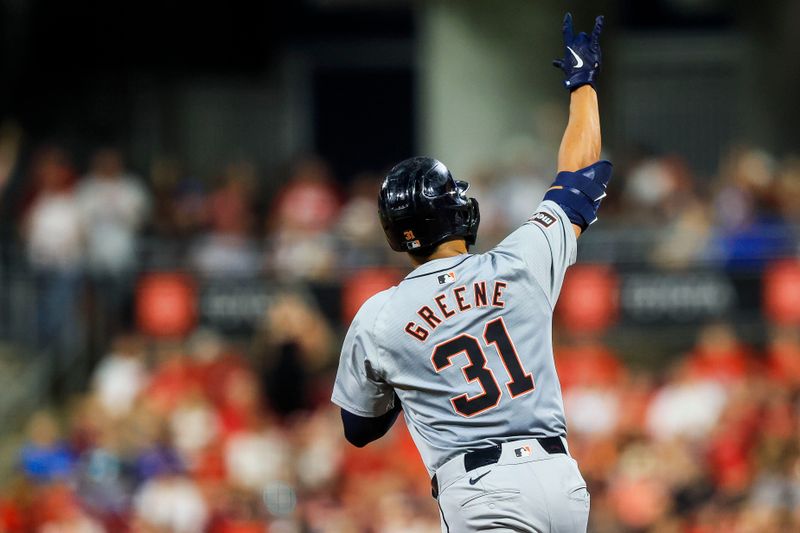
[552,13,604,91]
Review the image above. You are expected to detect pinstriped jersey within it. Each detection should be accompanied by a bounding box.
[332,200,577,475]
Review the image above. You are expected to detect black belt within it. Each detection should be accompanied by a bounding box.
[431,436,566,499]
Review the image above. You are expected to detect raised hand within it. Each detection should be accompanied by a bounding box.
[552,13,604,91]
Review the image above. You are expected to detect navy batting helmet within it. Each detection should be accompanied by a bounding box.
[378,157,480,253]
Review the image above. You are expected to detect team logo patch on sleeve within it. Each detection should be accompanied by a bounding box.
[437,271,456,285]
[529,211,556,228]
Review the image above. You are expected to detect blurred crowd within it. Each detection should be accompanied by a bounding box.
[560,322,800,533]
[469,143,800,270]
[7,144,399,285]
[4,137,800,288]
[609,147,800,269]
[4,139,798,358]
[0,301,438,533]
[3,318,800,532]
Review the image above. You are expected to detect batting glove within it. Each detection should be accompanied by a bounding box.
[552,13,604,91]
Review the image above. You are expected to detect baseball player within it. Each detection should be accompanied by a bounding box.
[332,13,609,532]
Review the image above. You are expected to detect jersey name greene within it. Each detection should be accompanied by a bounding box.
[405,280,507,341]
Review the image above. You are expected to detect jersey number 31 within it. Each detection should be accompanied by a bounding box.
[431,317,535,417]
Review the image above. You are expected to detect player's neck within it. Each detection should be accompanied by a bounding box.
[409,239,468,267]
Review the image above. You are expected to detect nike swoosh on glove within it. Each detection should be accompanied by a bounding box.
[552,13,604,91]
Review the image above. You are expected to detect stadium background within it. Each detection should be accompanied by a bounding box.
[1,0,799,531]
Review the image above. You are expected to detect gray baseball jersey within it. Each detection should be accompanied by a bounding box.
[332,200,576,476]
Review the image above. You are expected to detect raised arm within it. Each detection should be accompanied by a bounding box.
[558,86,601,174]
[547,13,611,238]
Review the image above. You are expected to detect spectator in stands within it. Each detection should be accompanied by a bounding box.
[557,335,627,438]
[292,407,345,493]
[73,419,132,529]
[606,440,672,531]
[623,154,695,224]
[187,328,250,408]
[713,147,795,269]
[715,147,774,231]
[190,160,260,277]
[143,340,199,416]
[135,432,185,486]
[168,391,219,467]
[224,419,290,493]
[35,484,106,533]
[133,468,208,533]
[90,333,148,419]
[272,157,341,233]
[77,147,150,346]
[216,367,264,439]
[251,292,335,416]
[336,172,393,269]
[19,411,75,483]
[685,322,753,384]
[147,156,208,242]
[650,192,714,268]
[645,360,728,441]
[77,147,150,272]
[705,379,762,492]
[21,147,83,354]
[267,156,341,280]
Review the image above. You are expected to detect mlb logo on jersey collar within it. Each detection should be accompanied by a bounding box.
[437,271,456,285]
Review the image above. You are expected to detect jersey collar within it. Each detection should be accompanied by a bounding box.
[403,254,474,281]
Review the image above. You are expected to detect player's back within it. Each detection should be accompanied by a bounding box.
[334,200,576,475]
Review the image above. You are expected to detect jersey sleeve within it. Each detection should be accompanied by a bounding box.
[493,200,578,309]
[331,293,397,417]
